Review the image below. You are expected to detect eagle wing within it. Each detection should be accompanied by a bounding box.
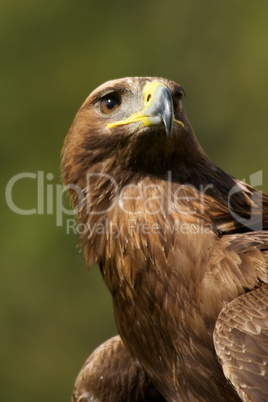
[72,335,165,402]
[214,285,268,402]
[206,179,268,235]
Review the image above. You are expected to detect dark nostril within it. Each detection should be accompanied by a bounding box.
[147,94,152,103]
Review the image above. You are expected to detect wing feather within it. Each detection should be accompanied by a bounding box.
[72,336,165,402]
[214,285,268,402]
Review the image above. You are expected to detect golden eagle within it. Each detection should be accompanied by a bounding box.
[62,77,268,402]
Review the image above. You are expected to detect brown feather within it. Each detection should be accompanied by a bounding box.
[214,285,268,402]
[62,77,268,401]
[72,336,165,402]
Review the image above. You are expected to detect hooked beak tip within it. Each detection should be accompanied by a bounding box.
[145,84,174,137]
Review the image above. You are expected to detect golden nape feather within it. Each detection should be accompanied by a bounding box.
[62,77,268,402]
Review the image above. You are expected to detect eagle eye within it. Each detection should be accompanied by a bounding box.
[100,93,121,114]
[172,90,184,115]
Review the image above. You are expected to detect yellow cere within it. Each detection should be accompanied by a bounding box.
[107,81,184,129]
[107,81,165,129]
[142,81,166,105]
[143,81,184,127]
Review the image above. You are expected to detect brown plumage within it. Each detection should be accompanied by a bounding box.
[62,77,268,402]
[72,336,165,402]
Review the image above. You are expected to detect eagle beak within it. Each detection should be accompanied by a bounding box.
[107,82,184,137]
[142,84,174,137]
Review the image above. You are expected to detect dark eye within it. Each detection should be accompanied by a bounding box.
[100,93,121,114]
[173,90,184,114]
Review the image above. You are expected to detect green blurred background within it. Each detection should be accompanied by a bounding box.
[1,1,268,401]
